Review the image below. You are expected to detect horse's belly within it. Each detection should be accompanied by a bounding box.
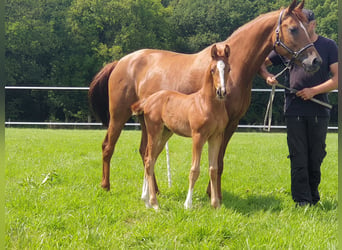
[164,117,192,137]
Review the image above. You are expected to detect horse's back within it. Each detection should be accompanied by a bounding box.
[109,48,211,101]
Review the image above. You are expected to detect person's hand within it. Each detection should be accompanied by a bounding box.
[266,75,278,86]
[296,88,316,100]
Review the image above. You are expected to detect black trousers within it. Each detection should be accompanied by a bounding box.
[286,116,329,204]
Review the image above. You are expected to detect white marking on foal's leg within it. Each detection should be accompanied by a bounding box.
[184,189,193,209]
[141,176,151,208]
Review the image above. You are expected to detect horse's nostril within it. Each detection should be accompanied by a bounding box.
[216,89,226,98]
[313,57,322,66]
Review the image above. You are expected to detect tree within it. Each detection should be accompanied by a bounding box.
[5,0,337,125]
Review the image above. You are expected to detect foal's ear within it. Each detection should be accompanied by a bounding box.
[224,44,230,58]
[211,44,218,59]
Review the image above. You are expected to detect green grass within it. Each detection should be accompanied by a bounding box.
[5,128,337,249]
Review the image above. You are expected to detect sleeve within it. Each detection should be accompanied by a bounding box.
[327,39,338,66]
[267,50,284,66]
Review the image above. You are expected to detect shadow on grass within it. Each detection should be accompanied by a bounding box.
[221,191,282,214]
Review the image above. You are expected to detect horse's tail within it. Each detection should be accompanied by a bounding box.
[131,99,146,115]
[88,61,118,127]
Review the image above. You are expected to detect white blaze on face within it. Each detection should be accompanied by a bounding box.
[217,60,226,93]
[299,20,310,41]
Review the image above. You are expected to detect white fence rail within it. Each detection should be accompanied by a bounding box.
[4,86,338,131]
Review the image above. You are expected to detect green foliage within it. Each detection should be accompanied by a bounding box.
[308,0,338,42]
[5,129,338,248]
[5,0,338,124]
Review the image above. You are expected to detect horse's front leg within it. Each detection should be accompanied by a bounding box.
[208,133,224,208]
[184,133,205,209]
[207,121,239,201]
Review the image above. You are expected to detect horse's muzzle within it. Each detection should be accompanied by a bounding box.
[216,88,227,99]
[302,54,322,73]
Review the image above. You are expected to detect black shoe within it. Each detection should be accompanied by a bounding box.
[296,201,310,207]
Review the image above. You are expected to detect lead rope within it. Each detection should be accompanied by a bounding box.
[263,85,276,132]
[263,65,333,131]
[263,65,291,132]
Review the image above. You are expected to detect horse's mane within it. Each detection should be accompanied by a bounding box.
[226,6,308,42]
[226,10,279,41]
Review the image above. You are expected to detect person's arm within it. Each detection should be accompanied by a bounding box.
[296,62,338,100]
[258,57,279,86]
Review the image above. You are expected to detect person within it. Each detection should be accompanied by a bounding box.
[258,9,338,206]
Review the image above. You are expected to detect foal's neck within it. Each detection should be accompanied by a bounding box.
[199,67,220,101]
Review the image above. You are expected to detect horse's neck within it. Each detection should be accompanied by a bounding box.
[224,11,279,88]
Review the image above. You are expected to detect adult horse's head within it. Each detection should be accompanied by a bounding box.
[272,0,322,72]
[210,44,230,99]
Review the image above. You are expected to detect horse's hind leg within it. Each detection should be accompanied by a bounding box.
[139,115,160,194]
[101,111,130,190]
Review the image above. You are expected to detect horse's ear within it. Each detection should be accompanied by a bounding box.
[287,0,297,13]
[297,0,304,10]
[211,44,218,59]
[224,44,230,58]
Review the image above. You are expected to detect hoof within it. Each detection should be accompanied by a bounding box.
[144,201,152,209]
[141,197,152,208]
[101,183,110,191]
[211,200,221,209]
[184,201,192,210]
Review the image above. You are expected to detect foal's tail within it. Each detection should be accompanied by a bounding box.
[88,61,118,127]
[131,99,146,115]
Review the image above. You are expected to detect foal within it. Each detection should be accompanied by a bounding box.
[131,44,230,209]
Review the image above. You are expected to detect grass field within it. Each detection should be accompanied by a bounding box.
[5,128,338,249]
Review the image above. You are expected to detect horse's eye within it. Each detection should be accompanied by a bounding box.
[288,27,298,35]
[211,68,215,74]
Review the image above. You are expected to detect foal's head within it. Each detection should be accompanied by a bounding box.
[210,44,230,99]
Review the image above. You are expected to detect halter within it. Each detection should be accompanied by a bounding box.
[274,9,314,59]
[264,10,328,131]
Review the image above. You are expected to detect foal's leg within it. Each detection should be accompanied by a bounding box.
[138,115,159,194]
[141,128,172,207]
[207,121,239,201]
[208,133,223,208]
[184,133,205,209]
[141,173,151,208]
[143,126,169,210]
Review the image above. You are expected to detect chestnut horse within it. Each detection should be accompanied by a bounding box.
[131,44,230,209]
[89,0,322,201]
